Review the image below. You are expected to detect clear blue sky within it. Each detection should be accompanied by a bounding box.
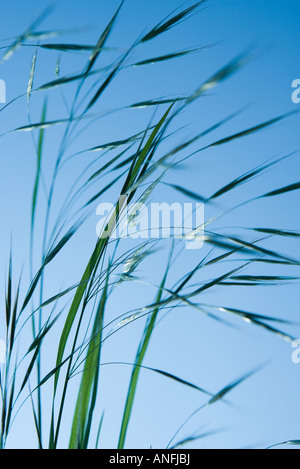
[0,0,300,449]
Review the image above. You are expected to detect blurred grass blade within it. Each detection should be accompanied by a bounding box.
[0,6,53,63]
[208,368,260,405]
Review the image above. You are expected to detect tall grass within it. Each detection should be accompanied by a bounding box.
[0,1,299,449]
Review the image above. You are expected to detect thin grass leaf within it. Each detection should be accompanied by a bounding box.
[85,0,124,74]
[85,171,127,206]
[141,2,205,43]
[55,236,110,388]
[131,45,213,67]
[9,279,20,356]
[123,104,174,193]
[85,49,130,112]
[167,367,260,449]
[167,184,206,203]
[231,275,299,282]
[82,129,146,156]
[208,368,261,405]
[4,372,15,440]
[5,254,12,329]
[267,440,300,449]
[95,411,104,449]
[21,225,78,312]
[251,228,300,238]
[31,100,47,230]
[209,154,294,200]
[37,67,108,91]
[261,181,300,198]
[129,98,185,109]
[118,252,172,449]
[170,430,220,449]
[28,386,42,449]
[203,111,297,150]
[34,43,108,52]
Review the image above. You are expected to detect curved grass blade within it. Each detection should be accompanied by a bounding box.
[267,440,300,449]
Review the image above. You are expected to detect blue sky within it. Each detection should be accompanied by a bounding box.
[0,0,300,449]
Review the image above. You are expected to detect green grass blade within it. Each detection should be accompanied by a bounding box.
[69,272,109,449]
[118,253,172,449]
